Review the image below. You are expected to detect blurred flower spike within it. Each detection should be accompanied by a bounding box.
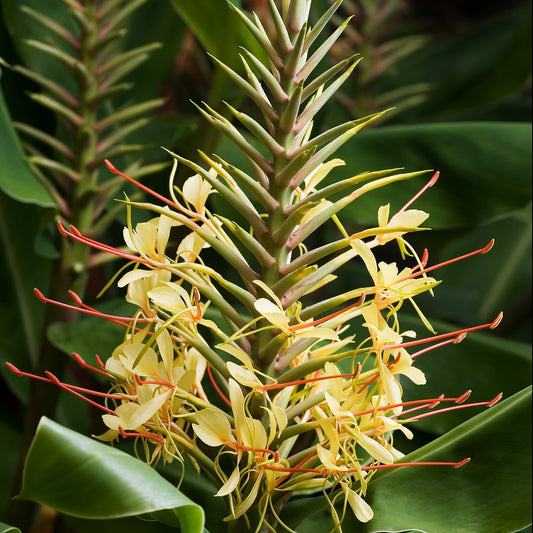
[8,0,504,531]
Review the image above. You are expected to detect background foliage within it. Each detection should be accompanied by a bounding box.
[0,0,531,532]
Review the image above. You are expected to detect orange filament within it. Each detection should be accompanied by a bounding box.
[393,171,439,218]
[264,456,470,478]
[206,364,231,407]
[119,426,165,444]
[401,240,494,282]
[288,295,365,333]
[262,364,361,392]
[105,160,180,209]
[57,221,151,265]
[73,352,111,377]
[384,314,503,351]
[34,288,151,325]
[404,393,502,421]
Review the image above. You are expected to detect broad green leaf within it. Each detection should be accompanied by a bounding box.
[64,515,183,533]
[334,122,532,228]
[289,388,532,533]
[19,417,205,532]
[362,387,532,533]
[0,86,54,206]
[0,522,21,533]
[171,0,266,72]
[383,4,532,122]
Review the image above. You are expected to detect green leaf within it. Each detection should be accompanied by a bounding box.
[334,122,532,229]
[0,521,21,533]
[290,388,532,533]
[384,4,532,121]
[171,0,265,73]
[19,417,205,531]
[63,514,188,533]
[362,387,532,533]
[0,86,54,206]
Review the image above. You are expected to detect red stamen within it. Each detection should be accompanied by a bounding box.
[73,352,111,377]
[44,371,116,414]
[357,353,401,394]
[396,395,444,418]
[349,393,473,419]
[456,390,472,404]
[263,364,361,391]
[95,354,106,369]
[288,295,365,332]
[406,393,502,421]
[487,392,503,407]
[393,171,439,218]
[384,314,503,351]
[119,426,165,444]
[403,240,494,281]
[6,363,50,383]
[411,248,429,273]
[57,221,150,265]
[410,334,465,359]
[228,442,280,462]
[275,449,320,487]
[105,160,179,209]
[35,288,150,326]
[264,456,470,477]
[206,365,232,407]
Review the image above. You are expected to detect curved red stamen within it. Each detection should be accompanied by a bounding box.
[6,363,50,383]
[384,315,503,351]
[45,371,116,414]
[289,294,365,332]
[35,288,151,326]
[206,364,231,407]
[410,334,465,359]
[405,393,502,421]
[393,171,439,218]
[228,442,280,462]
[264,456,470,477]
[119,426,165,444]
[411,249,429,273]
[73,352,111,377]
[135,374,174,389]
[360,458,470,471]
[58,221,150,265]
[105,160,179,209]
[403,240,494,281]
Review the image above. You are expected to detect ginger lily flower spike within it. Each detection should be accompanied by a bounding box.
[10,1,505,532]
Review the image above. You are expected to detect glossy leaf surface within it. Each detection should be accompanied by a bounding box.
[286,387,532,533]
[19,418,204,532]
